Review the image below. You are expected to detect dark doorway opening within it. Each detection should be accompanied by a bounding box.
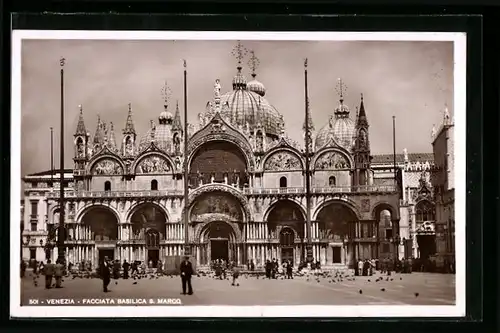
[99,249,114,264]
[332,247,342,264]
[148,249,159,268]
[417,234,436,260]
[211,239,228,262]
[281,247,293,265]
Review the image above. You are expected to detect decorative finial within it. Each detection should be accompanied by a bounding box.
[231,40,248,67]
[248,50,260,77]
[304,58,308,68]
[183,59,187,69]
[128,103,132,113]
[60,57,66,67]
[161,81,172,108]
[335,78,347,100]
[78,104,83,113]
[361,93,364,101]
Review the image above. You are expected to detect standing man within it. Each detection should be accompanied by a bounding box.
[101,256,111,292]
[54,259,64,288]
[43,259,55,289]
[122,259,130,279]
[180,256,193,295]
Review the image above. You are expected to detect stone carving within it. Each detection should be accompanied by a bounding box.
[264,151,302,171]
[92,158,123,175]
[135,155,171,174]
[315,151,349,170]
[76,180,84,191]
[214,79,221,99]
[256,133,264,151]
[190,193,243,221]
[125,137,134,156]
[361,199,370,212]
[76,140,85,158]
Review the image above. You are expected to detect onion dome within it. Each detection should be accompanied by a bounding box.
[138,107,174,152]
[232,66,247,89]
[247,74,266,97]
[315,98,356,151]
[219,82,282,137]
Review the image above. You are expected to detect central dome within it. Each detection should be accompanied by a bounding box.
[215,68,282,137]
[139,108,175,152]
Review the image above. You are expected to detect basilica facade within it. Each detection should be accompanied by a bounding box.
[21,60,444,270]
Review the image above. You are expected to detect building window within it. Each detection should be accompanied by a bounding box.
[29,248,36,260]
[30,222,37,231]
[30,201,38,217]
[104,181,111,191]
[329,176,336,186]
[279,176,287,188]
[385,229,393,240]
[416,200,435,222]
[151,179,158,191]
[32,182,38,188]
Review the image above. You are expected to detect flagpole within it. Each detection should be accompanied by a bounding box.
[50,127,54,185]
[57,57,66,265]
[304,59,313,263]
[183,59,190,257]
[392,116,396,182]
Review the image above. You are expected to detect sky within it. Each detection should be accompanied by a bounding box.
[19,39,453,177]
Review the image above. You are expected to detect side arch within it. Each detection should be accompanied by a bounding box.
[126,201,171,223]
[75,203,121,224]
[261,147,305,172]
[262,198,307,222]
[312,198,361,221]
[371,201,400,220]
[312,147,354,171]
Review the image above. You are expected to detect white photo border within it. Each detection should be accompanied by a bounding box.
[10,30,467,318]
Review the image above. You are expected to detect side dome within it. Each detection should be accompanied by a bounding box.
[315,102,356,150]
[138,110,175,152]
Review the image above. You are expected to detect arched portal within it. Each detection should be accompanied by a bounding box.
[130,203,168,268]
[81,207,119,265]
[266,200,305,264]
[415,200,436,260]
[189,141,249,188]
[199,221,239,264]
[317,202,358,265]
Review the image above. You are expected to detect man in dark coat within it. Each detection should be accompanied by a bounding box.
[122,260,130,279]
[43,259,55,289]
[101,256,111,292]
[54,259,64,288]
[112,260,120,280]
[180,256,193,295]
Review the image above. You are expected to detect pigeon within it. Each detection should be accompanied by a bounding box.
[133,282,137,285]
[368,279,371,282]
[115,281,118,285]
[400,277,403,281]
[359,290,363,294]
[414,293,419,297]
[381,288,385,292]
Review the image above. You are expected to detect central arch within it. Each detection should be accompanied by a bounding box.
[80,206,119,265]
[198,221,240,264]
[188,140,249,188]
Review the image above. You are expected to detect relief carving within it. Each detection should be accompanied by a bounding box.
[315,151,349,170]
[264,151,301,171]
[92,158,123,175]
[135,155,171,174]
[190,193,243,221]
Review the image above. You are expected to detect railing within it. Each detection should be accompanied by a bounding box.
[45,185,397,199]
[47,189,184,199]
[23,230,48,236]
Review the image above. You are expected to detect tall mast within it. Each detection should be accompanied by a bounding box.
[57,57,66,265]
[304,58,313,262]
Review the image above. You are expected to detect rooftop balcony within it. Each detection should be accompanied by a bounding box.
[47,189,184,199]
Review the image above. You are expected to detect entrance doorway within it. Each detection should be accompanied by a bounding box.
[148,249,160,268]
[99,249,114,264]
[332,247,342,264]
[211,239,228,261]
[417,234,436,260]
[281,248,294,265]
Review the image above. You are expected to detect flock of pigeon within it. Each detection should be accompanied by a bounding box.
[27,269,420,298]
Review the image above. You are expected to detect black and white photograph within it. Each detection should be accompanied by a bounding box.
[10,31,466,318]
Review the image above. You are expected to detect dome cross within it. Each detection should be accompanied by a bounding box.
[335,78,348,101]
[232,40,248,67]
[161,80,172,109]
[248,50,260,77]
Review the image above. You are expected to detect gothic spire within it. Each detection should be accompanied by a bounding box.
[108,122,117,150]
[74,104,87,136]
[356,93,369,128]
[172,100,183,132]
[123,103,136,135]
[93,114,105,144]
